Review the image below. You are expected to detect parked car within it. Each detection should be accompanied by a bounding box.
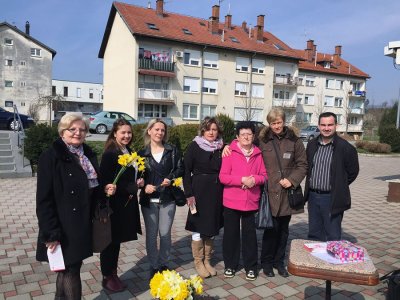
[300,125,320,141]
[89,111,136,134]
[0,107,34,130]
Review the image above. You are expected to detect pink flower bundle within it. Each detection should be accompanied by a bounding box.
[326,240,365,263]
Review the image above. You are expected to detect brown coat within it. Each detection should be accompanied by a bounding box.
[258,126,308,217]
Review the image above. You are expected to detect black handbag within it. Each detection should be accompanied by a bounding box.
[271,139,305,209]
[255,178,273,229]
[92,199,112,253]
[170,186,186,207]
[380,269,400,300]
[287,185,305,209]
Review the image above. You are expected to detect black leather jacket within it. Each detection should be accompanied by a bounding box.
[138,143,184,206]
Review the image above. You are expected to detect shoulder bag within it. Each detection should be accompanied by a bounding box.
[255,177,273,229]
[271,139,304,210]
[92,199,112,253]
[380,269,400,300]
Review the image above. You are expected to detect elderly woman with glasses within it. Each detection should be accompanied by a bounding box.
[219,121,267,281]
[36,113,112,300]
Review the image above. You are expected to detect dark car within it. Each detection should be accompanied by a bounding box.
[0,107,34,130]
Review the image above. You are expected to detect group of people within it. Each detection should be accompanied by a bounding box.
[35,108,359,299]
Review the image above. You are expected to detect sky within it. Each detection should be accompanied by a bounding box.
[2,0,400,106]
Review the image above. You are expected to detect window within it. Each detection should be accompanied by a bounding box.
[5,100,13,107]
[251,84,264,98]
[234,82,248,96]
[20,61,26,66]
[21,102,25,107]
[146,23,159,30]
[304,94,314,105]
[324,96,334,106]
[351,82,362,92]
[5,38,13,45]
[305,76,315,87]
[350,116,359,125]
[201,105,216,118]
[184,50,200,66]
[202,79,217,94]
[52,86,56,96]
[199,22,206,26]
[326,79,335,89]
[76,88,81,98]
[20,82,26,87]
[31,48,41,57]
[274,90,289,100]
[334,97,343,107]
[182,28,192,35]
[203,52,218,68]
[336,80,344,90]
[63,86,68,97]
[4,59,12,66]
[303,113,312,122]
[5,80,13,87]
[236,57,249,72]
[89,89,94,99]
[274,43,285,50]
[297,94,303,104]
[183,104,198,120]
[183,77,200,93]
[336,114,342,124]
[138,104,167,118]
[324,61,331,69]
[230,36,239,43]
[252,59,265,74]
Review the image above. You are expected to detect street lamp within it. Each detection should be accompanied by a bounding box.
[384,41,400,129]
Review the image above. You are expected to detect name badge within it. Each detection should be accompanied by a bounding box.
[283,152,291,159]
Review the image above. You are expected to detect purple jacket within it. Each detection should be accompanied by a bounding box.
[219,140,268,211]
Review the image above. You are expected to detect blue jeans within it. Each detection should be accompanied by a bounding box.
[141,201,176,269]
[307,192,343,241]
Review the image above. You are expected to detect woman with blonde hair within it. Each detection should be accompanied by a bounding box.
[138,119,184,279]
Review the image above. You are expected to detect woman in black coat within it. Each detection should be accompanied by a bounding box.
[138,118,184,280]
[183,117,224,278]
[36,113,103,300]
[99,119,142,292]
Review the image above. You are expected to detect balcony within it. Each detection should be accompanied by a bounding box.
[273,75,299,86]
[349,90,366,97]
[347,124,363,132]
[273,99,297,109]
[138,88,176,105]
[349,107,364,114]
[139,58,175,73]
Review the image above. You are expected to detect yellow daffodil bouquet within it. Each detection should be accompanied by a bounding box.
[150,269,203,300]
[172,177,183,189]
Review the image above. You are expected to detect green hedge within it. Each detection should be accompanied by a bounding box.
[216,113,235,144]
[169,124,199,153]
[379,126,400,153]
[24,124,58,165]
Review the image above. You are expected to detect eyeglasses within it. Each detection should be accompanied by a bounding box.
[66,128,86,134]
[239,133,253,137]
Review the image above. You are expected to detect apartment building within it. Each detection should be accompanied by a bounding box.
[295,40,369,137]
[99,0,369,135]
[0,21,56,121]
[51,79,103,118]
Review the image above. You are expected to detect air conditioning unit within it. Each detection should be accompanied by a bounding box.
[175,51,184,58]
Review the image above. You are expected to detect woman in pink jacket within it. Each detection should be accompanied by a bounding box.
[219,121,267,281]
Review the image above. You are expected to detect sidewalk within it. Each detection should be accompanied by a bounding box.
[0,156,399,299]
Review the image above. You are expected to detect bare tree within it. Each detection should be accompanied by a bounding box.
[31,93,66,124]
[236,96,263,121]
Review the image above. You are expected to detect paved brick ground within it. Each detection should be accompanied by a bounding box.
[0,155,399,299]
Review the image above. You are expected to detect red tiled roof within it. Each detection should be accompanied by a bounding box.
[99,2,302,60]
[293,49,370,79]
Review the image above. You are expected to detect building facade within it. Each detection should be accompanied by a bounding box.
[99,0,369,136]
[0,21,56,121]
[51,79,103,118]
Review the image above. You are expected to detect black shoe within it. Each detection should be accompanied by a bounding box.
[276,266,289,277]
[263,266,275,277]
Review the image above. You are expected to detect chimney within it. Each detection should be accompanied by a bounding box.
[242,21,247,32]
[256,15,264,42]
[305,39,314,62]
[313,44,317,61]
[25,21,30,35]
[225,14,232,30]
[209,5,220,34]
[156,0,164,16]
[333,45,342,66]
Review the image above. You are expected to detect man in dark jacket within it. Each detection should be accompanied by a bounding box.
[304,112,359,241]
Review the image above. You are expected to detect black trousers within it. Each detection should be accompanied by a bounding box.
[223,207,258,272]
[260,215,291,268]
[100,241,121,276]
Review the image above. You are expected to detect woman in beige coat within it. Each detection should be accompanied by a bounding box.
[258,108,307,277]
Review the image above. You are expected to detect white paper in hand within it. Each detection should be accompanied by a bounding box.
[47,245,65,271]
